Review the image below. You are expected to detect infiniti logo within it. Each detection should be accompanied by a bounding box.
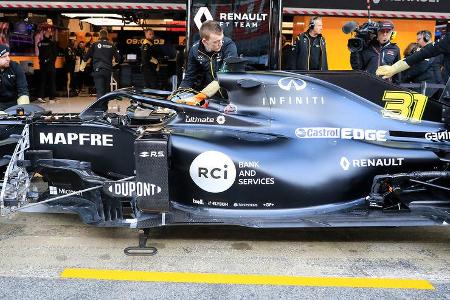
[278,77,307,91]
[194,7,214,30]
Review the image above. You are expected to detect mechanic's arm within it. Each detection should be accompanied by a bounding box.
[378,33,450,78]
[112,44,121,65]
[79,44,94,71]
[13,63,30,104]
[294,38,301,70]
[224,41,238,58]
[406,35,450,66]
[401,62,427,83]
[174,80,219,107]
[321,37,328,70]
[392,49,401,84]
[178,47,198,89]
[52,42,57,64]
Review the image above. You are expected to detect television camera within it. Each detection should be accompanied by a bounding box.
[342,21,380,53]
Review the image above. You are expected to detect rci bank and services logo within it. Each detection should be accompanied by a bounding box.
[189,151,236,193]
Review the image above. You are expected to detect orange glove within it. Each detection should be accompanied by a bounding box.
[176,92,208,107]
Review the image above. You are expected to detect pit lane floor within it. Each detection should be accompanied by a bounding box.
[0,213,449,299]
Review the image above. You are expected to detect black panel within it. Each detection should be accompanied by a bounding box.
[135,135,169,212]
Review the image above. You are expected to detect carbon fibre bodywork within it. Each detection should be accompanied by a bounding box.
[1,70,449,229]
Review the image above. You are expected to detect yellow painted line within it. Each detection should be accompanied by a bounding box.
[61,268,434,290]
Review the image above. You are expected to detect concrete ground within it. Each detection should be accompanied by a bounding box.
[0,213,449,299]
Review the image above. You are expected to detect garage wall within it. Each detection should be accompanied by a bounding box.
[293,16,436,70]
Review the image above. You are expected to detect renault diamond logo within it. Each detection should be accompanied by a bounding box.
[194,7,214,30]
[140,152,150,158]
[340,157,350,171]
[278,77,307,91]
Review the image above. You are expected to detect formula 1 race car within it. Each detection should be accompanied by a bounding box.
[1,70,450,235]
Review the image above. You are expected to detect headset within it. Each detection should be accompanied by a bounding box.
[308,16,321,31]
[418,30,432,43]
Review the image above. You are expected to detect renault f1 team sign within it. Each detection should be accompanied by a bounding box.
[188,0,281,69]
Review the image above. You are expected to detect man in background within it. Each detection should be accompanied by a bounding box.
[80,29,120,99]
[294,16,328,71]
[140,28,159,89]
[0,44,29,110]
[416,30,444,85]
[37,26,57,102]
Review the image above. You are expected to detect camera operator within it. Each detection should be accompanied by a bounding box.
[377,32,450,81]
[350,20,400,82]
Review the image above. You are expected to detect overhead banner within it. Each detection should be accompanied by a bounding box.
[0,1,185,10]
[187,0,282,70]
[283,0,450,13]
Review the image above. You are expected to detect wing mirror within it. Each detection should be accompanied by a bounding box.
[237,79,261,89]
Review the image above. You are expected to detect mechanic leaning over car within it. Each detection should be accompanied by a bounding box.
[377,32,450,83]
[173,20,238,105]
[141,28,159,89]
[293,16,328,71]
[0,44,30,110]
[351,20,400,82]
[80,29,121,99]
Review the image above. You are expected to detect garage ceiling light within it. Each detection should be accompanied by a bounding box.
[80,18,138,26]
[62,13,123,19]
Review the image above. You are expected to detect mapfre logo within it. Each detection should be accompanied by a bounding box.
[194,7,214,30]
[278,77,307,91]
[189,151,236,193]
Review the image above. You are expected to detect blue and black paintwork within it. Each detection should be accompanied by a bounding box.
[0,70,449,228]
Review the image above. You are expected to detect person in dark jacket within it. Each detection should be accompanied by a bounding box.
[0,44,29,110]
[377,32,450,81]
[281,35,295,70]
[177,20,237,103]
[401,43,436,96]
[294,16,328,71]
[351,20,400,82]
[175,38,186,87]
[140,28,159,89]
[74,41,86,94]
[416,30,444,85]
[80,29,120,99]
[64,35,77,95]
[37,27,57,102]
